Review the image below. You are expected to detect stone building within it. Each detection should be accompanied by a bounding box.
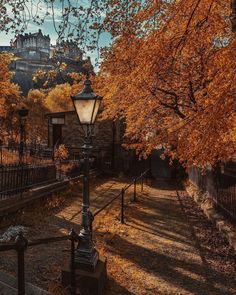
[14,29,50,61]
[51,40,83,60]
[0,46,14,53]
[0,30,94,95]
[46,111,117,170]
[46,110,173,177]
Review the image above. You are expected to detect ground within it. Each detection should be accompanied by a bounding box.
[0,176,236,295]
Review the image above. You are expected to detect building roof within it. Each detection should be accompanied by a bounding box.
[45,110,75,118]
[16,29,50,41]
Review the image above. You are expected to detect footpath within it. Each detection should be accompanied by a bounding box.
[94,179,236,295]
[0,178,235,294]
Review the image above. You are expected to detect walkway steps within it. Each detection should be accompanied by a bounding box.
[0,180,68,217]
[0,271,52,295]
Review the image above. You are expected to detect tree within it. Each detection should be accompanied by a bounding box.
[44,81,83,113]
[0,53,21,142]
[24,89,49,142]
[95,0,236,167]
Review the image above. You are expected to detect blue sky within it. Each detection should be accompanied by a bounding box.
[0,2,112,71]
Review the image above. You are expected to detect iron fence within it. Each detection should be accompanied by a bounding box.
[216,172,236,220]
[188,166,236,221]
[0,164,57,199]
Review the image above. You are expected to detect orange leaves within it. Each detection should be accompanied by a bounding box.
[45,83,73,112]
[0,53,21,141]
[54,144,69,161]
[44,81,83,113]
[96,0,235,167]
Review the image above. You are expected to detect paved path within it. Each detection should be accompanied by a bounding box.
[97,179,236,295]
[1,177,235,294]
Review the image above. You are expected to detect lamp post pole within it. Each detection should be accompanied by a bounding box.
[62,77,106,295]
[75,126,98,271]
[71,78,102,271]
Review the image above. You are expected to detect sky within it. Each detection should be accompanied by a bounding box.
[0,1,112,71]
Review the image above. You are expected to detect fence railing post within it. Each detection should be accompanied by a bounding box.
[133,178,137,202]
[69,229,77,295]
[15,232,28,295]
[121,188,125,224]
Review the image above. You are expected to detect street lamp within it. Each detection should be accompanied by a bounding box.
[18,107,29,165]
[71,78,102,271]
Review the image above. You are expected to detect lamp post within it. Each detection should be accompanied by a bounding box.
[71,78,102,271]
[18,107,29,165]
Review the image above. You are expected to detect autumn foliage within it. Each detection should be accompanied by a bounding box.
[96,0,236,167]
[0,54,21,141]
[0,1,235,167]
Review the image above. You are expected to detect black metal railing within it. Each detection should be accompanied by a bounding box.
[216,172,236,220]
[0,230,79,295]
[0,164,57,199]
[188,166,236,221]
[94,169,149,223]
[0,170,149,294]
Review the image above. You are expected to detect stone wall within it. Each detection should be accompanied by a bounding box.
[47,111,115,168]
[62,112,114,152]
[47,111,174,176]
[10,60,53,95]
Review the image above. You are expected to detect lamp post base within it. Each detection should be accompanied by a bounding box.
[61,256,107,295]
[74,247,99,272]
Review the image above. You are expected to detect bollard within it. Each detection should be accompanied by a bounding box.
[69,229,77,295]
[133,178,137,202]
[15,232,28,295]
[121,188,125,224]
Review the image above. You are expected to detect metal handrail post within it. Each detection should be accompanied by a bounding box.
[69,229,77,295]
[15,232,28,295]
[121,188,125,224]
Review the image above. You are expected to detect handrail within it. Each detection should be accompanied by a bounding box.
[0,242,16,251]
[0,169,150,294]
[0,235,70,250]
[0,230,79,295]
[94,191,122,217]
[93,169,149,218]
[28,235,70,247]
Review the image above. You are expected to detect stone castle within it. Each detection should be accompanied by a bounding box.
[14,29,50,61]
[0,30,92,95]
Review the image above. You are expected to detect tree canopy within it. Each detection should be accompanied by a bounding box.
[95,0,236,167]
[0,0,235,166]
[0,54,21,141]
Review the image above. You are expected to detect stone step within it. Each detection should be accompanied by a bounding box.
[0,271,52,295]
[0,180,68,217]
[0,280,18,295]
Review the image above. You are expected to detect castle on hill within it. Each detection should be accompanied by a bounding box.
[0,30,93,95]
[14,29,50,61]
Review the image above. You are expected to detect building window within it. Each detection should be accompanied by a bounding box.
[51,117,65,125]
